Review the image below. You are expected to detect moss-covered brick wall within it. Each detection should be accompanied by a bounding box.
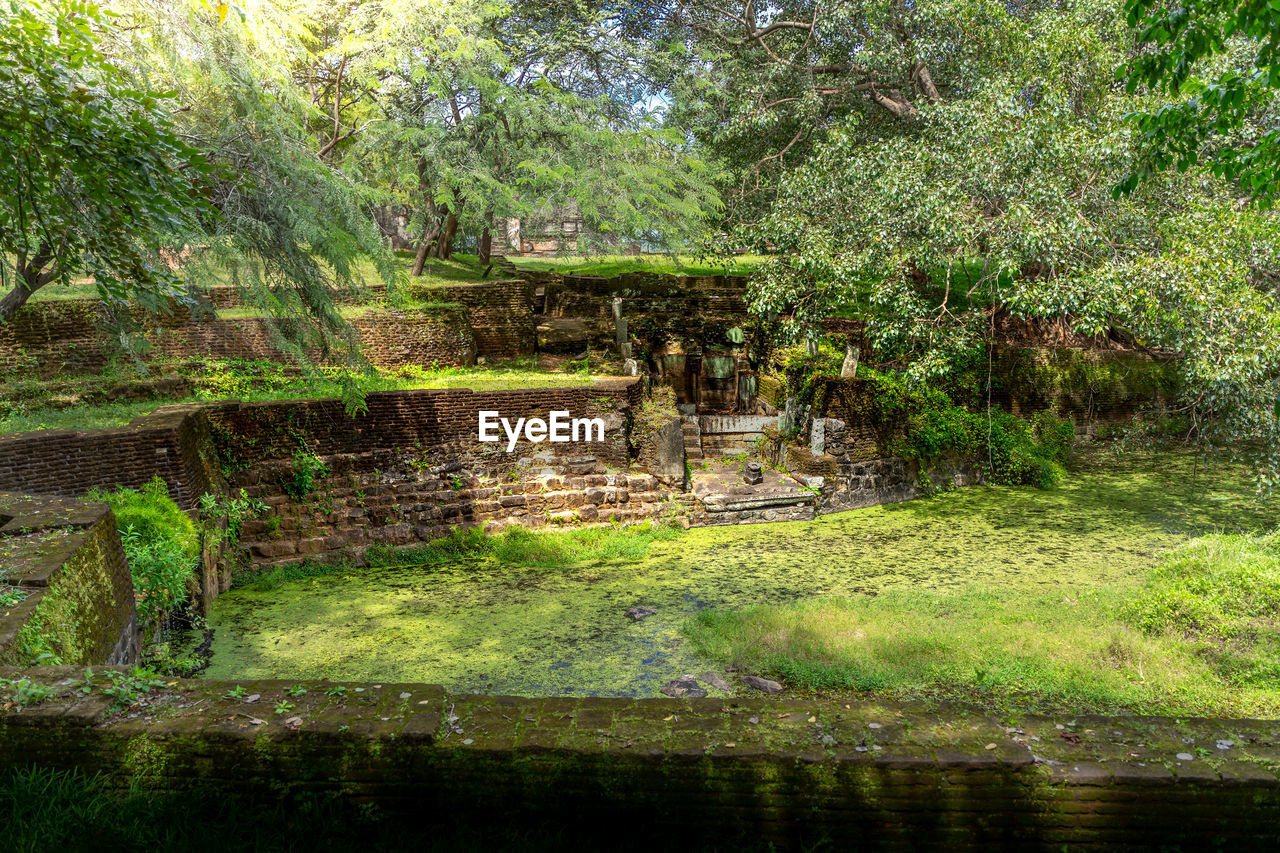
[1,668,1279,849]
[0,405,217,510]
[0,497,137,666]
[989,346,1180,428]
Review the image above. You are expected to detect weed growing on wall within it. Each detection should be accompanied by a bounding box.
[285,448,330,500]
[198,490,266,551]
[86,478,197,630]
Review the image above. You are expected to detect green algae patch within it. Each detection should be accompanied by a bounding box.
[204,448,1273,703]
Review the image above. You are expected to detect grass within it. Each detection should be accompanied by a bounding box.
[686,515,1280,718]
[507,253,763,277]
[24,253,494,305]
[0,766,591,853]
[0,399,183,434]
[0,359,600,436]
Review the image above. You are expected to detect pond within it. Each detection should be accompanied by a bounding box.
[201,449,1269,696]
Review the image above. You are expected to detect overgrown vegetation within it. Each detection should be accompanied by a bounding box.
[85,478,196,629]
[874,373,1076,488]
[688,519,1280,717]
[772,341,1075,487]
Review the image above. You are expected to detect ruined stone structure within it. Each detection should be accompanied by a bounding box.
[0,495,138,666]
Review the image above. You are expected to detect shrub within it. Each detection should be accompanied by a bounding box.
[285,449,330,499]
[87,477,197,627]
[869,370,1074,488]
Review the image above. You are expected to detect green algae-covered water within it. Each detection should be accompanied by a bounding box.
[202,450,1270,696]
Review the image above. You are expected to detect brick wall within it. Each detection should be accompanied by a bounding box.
[206,381,642,466]
[0,496,137,666]
[234,457,682,564]
[432,279,535,356]
[2,669,1279,849]
[205,379,671,563]
[0,405,216,510]
[542,272,749,319]
[0,300,476,376]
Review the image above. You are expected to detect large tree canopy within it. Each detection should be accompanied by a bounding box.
[0,0,207,323]
[667,0,1280,483]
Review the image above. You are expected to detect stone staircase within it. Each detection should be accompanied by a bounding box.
[681,414,703,461]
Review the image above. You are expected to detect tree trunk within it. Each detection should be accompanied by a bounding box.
[434,211,459,259]
[478,225,492,265]
[0,248,55,323]
[411,219,442,276]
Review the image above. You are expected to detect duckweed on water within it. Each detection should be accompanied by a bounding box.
[203,448,1276,709]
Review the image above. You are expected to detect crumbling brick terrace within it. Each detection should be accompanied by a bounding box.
[0,495,138,666]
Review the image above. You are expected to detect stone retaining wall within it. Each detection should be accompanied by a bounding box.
[205,380,676,563]
[0,405,217,510]
[0,497,137,667]
[1,667,1278,849]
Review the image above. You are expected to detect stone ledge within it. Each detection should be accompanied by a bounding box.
[1,668,1279,848]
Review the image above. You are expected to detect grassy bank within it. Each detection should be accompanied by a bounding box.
[508,254,762,277]
[687,525,1280,718]
[0,359,599,435]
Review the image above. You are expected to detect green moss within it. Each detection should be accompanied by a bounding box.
[204,448,1269,708]
[123,736,171,784]
[3,527,119,666]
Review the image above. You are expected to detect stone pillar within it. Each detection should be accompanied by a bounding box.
[841,342,860,378]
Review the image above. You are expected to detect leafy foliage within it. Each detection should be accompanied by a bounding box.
[0,0,208,322]
[342,0,721,260]
[870,371,1075,488]
[1120,0,1280,205]
[86,477,197,627]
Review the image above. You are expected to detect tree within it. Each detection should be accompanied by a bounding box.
[1119,0,1280,206]
[658,0,1020,228]
[340,0,721,271]
[0,0,208,323]
[692,0,1280,487]
[115,0,399,370]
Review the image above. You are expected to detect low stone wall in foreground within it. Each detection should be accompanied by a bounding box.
[0,667,1277,849]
